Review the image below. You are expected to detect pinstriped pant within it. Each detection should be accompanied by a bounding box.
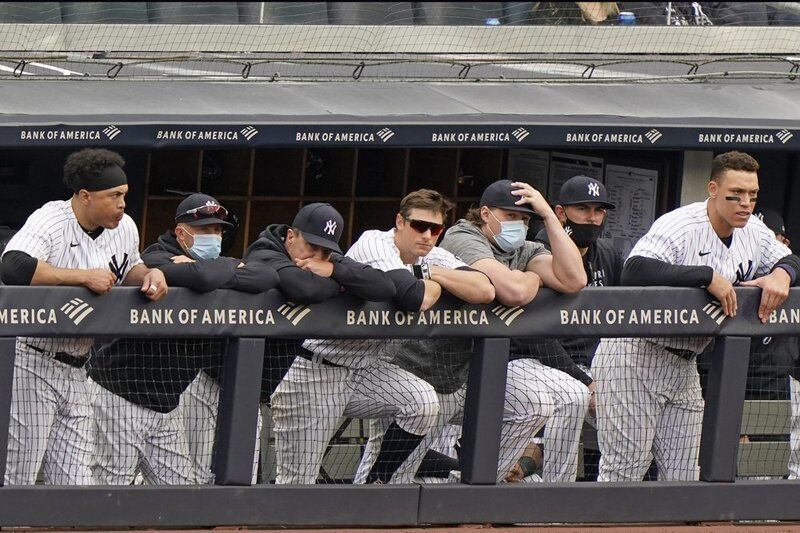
[789,376,800,479]
[353,358,566,484]
[593,338,703,482]
[4,346,96,485]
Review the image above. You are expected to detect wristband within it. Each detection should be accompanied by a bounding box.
[517,455,537,477]
[412,262,431,280]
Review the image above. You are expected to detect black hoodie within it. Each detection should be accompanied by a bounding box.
[244,224,396,303]
[87,230,280,413]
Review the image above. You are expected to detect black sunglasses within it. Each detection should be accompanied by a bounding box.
[404,217,445,236]
[182,204,228,220]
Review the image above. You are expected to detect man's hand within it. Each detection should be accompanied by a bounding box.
[587,381,597,418]
[707,272,737,317]
[82,268,116,294]
[295,257,334,278]
[505,463,525,483]
[510,181,554,219]
[141,268,168,301]
[170,255,195,264]
[740,268,791,323]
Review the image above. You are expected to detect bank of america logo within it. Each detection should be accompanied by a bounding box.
[377,128,395,142]
[512,127,530,142]
[60,298,94,325]
[777,129,793,144]
[241,126,258,140]
[491,304,524,326]
[645,129,662,144]
[103,125,121,140]
[278,302,311,326]
[702,301,726,325]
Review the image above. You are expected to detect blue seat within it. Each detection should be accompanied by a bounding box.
[61,2,149,23]
[0,2,61,22]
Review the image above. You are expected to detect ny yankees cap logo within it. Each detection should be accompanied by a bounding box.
[587,183,600,197]
[60,298,95,325]
[324,220,337,236]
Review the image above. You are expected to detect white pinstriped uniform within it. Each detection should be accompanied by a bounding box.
[790,377,800,480]
[592,200,791,482]
[2,200,141,485]
[271,229,444,484]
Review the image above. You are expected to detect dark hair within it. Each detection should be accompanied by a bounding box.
[398,189,454,219]
[464,206,484,227]
[63,148,125,192]
[710,151,759,182]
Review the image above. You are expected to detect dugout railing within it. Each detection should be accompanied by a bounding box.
[0,285,798,527]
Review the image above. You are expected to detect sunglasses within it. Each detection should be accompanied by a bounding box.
[404,217,445,236]
[182,204,228,220]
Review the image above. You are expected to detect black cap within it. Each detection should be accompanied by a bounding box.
[754,207,786,236]
[558,175,616,210]
[292,203,344,253]
[175,193,233,228]
[479,179,537,215]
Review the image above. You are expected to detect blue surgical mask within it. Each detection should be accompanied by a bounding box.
[187,232,222,260]
[489,211,527,252]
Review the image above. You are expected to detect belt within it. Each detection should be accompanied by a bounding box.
[26,344,87,369]
[298,348,345,368]
[664,346,697,360]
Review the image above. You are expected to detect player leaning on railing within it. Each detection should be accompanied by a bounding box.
[0,148,167,485]
[87,193,278,485]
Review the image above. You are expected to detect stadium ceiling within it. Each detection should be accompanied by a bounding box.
[2,81,800,150]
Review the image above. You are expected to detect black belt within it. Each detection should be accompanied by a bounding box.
[664,346,697,360]
[298,348,345,368]
[26,344,87,369]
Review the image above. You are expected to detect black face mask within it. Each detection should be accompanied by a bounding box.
[564,218,603,248]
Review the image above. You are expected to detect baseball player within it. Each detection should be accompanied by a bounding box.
[244,202,406,484]
[0,148,167,485]
[439,179,588,483]
[506,175,623,482]
[592,151,800,482]
[87,193,279,485]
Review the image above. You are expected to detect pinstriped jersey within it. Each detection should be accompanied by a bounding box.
[304,228,467,369]
[3,200,143,356]
[630,200,791,352]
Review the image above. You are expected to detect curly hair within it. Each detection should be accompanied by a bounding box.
[63,148,125,192]
[710,151,759,182]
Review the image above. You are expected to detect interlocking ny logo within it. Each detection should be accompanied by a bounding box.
[377,128,395,142]
[241,126,258,140]
[60,298,95,325]
[512,127,530,142]
[278,302,311,326]
[109,253,129,282]
[103,125,121,140]
[324,219,337,236]
[777,129,793,144]
[736,260,754,283]
[587,183,600,197]
[491,304,524,326]
[702,301,726,325]
[645,129,662,144]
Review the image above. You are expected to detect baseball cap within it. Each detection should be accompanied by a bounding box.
[479,179,537,216]
[175,193,233,228]
[558,175,616,210]
[292,202,344,254]
[754,207,786,236]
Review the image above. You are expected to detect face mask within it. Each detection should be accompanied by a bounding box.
[185,232,222,260]
[564,218,603,248]
[489,210,527,252]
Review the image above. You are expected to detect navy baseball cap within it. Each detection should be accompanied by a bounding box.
[558,175,616,210]
[479,179,537,216]
[175,193,233,228]
[754,207,786,236]
[292,203,344,253]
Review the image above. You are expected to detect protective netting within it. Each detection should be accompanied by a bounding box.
[5,332,800,485]
[1,2,800,82]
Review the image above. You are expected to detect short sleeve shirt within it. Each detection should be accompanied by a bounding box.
[439,219,550,271]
